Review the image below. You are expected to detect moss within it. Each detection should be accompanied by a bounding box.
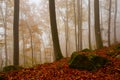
[68,52,80,64]
[69,52,96,71]
[87,54,97,60]
[81,48,93,52]
[69,52,110,71]
[3,65,23,72]
[90,56,109,68]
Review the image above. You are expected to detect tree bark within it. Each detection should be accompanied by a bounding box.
[49,0,63,61]
[65,0,69,57]
[73,0,78,51]
[13,0,20,65]
[88,0,92,49]
[94,0,103,49]
[77,0,82,51]
[114,0,117,43]
[108,0,112,46]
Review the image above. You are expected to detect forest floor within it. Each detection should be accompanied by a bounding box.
[0,45,120,80]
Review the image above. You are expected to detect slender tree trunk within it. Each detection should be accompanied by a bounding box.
[79,0,82,50]
[100,1,103,36]
[114,0,117,43]
[49,0,63,60]
[77,0,82,51]
[21,27,25,67]
[21,6,34,65]
[65,0,69,57]
[73,0,78,51]
[108,0,112,46]
[13,0,20,65]
[94,0,103,49]
[88,0,92,49]
[26,22,34,65]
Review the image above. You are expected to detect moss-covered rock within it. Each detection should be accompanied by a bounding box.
[69,52,96,71]
[68,52,80,64]
[69,52,110,71]
[87,54,97,60]
[3,65,23,72]
[81,48,93,52]
[90,55,109,68]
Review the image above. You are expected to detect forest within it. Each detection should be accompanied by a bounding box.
[0,0,120,79]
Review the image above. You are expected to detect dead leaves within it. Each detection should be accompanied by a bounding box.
[0,46,120,80]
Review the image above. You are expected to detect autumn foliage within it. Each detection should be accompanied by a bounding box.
[0,45,120,80]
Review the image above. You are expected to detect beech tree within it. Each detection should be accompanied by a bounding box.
[114,0,117,43]
[108,0,112,46]
[49,0,63,60]
[13,0,20,65]
[88,0,92,49]
[94,0,103,49]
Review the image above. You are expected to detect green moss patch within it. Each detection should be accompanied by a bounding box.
[3,65,23,72]
[69,52,110,71]
[81,48,93,52]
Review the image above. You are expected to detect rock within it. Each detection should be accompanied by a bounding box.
[69,52,110,71]
[3,65,23,72]
[90,55,110,68]
[69,52,96,71]
[87,54,97,60]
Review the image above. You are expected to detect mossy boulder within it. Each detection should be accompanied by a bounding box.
[3,65,23,72]
[69,52,110,71]
[69,52,96,71]
[90,55,109,68]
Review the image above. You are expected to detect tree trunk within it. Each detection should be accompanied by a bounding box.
[80,0,82,50]
[94,0,103,49]
[77,0,82,51]
[49,0,63,61]
[114,0,117,43]
[88,0,92,49]
[25,21,34,65]
[13,0,20,65]
[65,0,69,57]
[73,0,78,51]
[108,0,112,46]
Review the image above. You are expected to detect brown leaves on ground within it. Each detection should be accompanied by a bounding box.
[0,46,120,80]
